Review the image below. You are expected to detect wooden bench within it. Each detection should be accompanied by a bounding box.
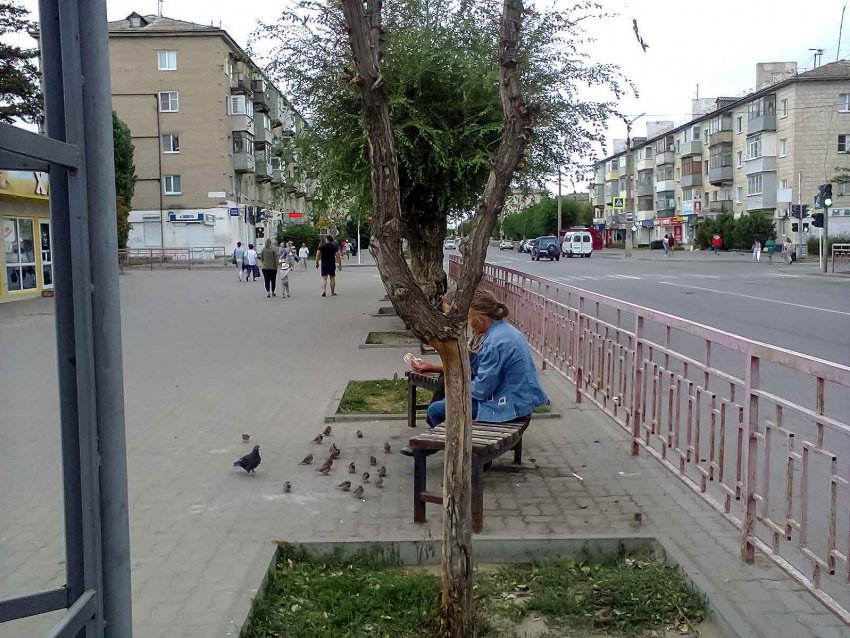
[405,371,441,428]
[409,416,531,533]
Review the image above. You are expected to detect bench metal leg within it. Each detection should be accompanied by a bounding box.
[512,438,523,465]
[472,459,484,533]
[407,381,417,428]
[414,450,427,524]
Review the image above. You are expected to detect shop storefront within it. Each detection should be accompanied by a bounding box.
[655,216,683,244]
[1,170,51,302]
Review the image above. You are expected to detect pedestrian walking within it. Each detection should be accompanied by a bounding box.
[299,243,309,271]
[316,235,342,297]
[278,241,288,267]
[711,234,722,256]
[232,241,247,281]
[260,239,279,297]
[244,243,259,282]
[782,237,793,265]
[345,241,352,259]
[765,237,775,264]
[287,241,297,270]
[662,234,670,257]
[279,260,291,297]
[751,238,762,262]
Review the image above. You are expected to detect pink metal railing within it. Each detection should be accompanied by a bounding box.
[450,254,850,625]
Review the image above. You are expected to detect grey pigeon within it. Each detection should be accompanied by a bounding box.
[317,458,333,474]
[313,434,324,444]
[353,485,365,499]
[384,442,391,453]
[233,445,261,474]
[242,433,251,443]
[283,481,291,493]
[356,430,363,438]
[298,454,313,465]
[323,425,333,436]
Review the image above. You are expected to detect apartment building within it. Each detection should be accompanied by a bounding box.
[107,12,310,251]
[590,61,850,246]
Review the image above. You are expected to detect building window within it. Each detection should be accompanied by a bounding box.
[781,98,788,118]
[676,168,680,181]
[839,181,850,196]
[676,140,681,153]
[684,128,691,143]
[233,130,254,154]
[780,138,787,157]
[747,134,762,159]
[3,217,38,291]
[682,188,693,201]
[164,175,182,195]
[839,134,850,153]
[747,174,763,196]
[736,187,743,203]
[162,134,179,153]
[748,94,775,120]
[780,179,788,189]
[231,95,247,115]
[159,91,179,112]
[157,51,177,71]
[704,160,709,175]
[736,150,743,168]
[839,93,850,112]
[722,188,731,201]
[736,116,743,134]
[704,191,709,205]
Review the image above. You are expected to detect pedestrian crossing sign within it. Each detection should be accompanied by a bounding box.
[613,197,625,210]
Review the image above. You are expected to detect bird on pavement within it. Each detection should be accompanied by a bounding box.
[242,433,251,443]
[318,465,332,476]
[377,466,386,478]
[370,455,377,466]
[323,425,333,436]
[329,444,341,460]
[317,459,333,474]
[348,462,356,474]
[337,481,351,491]
[362,472,370,483]
[356,430,363,438]
[631,512,643,528]
[233,445,261,474]
[384,442,391,453]
[353,485,365,499]
[298,454,314,465]
[313,434,324,444]
[375,476,384,488]
[283,481,291,493]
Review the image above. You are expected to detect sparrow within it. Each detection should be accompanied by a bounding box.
[337,481,351,491]
[233,445,261,474]
[298,454,313,465]
[377,466,386,478]
[370,455,377,467]
[313,434,324,444]
[329,444,341,460]
[317,459,333,473]
[323,425,333,436]
[242,433,251,443]
[348,462,356,474]
[375,476,384,488]
[356,430,363,438]
[353,485,365,499]
[631,512,643,528]
[283,481,291,493]
[384,442,391,453]
[362,472,370,483]
[318,464,332,476]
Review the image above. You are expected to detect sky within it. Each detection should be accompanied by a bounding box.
[11,0,850,187]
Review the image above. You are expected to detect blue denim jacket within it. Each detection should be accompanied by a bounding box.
[471,320,549,422]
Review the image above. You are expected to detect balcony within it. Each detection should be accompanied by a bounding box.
[709,166,733,185]
[656,197,676,212]
[655,151,675,166]
[231,114,254,135]
[255,158,273,181]
[679,140,702,157]
[252,83,271,112]
[637,182,653,197]
[636,209,654,221]
[655,180,676,193]
[709,130,733,147]
[708,200,733,214]
[681,173,702,188]
[234,151,255,173]
[230,74,253,97]
[605,168,619,181]
[745,155,777,175]
[748,113,776,134]
[636,157,653,172]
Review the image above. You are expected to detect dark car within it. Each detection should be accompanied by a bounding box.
[531,236,560,261]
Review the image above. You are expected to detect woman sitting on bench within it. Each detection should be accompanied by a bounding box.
[423,289,548,427]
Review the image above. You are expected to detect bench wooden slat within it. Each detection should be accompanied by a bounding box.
[420,491,443,504]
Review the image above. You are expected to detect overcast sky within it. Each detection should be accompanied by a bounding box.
[13,0,850,182]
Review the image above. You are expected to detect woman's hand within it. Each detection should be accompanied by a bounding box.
[411,360,441,374]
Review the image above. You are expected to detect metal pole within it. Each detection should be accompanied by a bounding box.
[823,200,830,274]
[78,0,133,635]
[357,218,361,265]
[557,168,562,242]
[797,172,803,252]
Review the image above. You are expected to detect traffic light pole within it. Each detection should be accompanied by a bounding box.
[822,203,829,273]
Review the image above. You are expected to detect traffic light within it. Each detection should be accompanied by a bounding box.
[791,222,799,232]
[823,184,833,207]
[256,226,265,238]
[812,212,824,228]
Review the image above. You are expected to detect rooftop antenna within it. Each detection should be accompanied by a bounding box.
[838,3,847,61]
[695,83,699,100]
[157,0,163,17]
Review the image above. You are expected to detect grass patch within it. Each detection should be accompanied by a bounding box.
[243,547,706,638]
[338,379,431,414]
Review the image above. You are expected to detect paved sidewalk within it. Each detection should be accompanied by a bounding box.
[0,261,846,637]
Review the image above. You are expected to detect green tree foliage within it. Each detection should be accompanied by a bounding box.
[694,212,775,250]
[112,112,136,249]
[277,223,321,253]
[0,1,42,123]
[501,196,594,239]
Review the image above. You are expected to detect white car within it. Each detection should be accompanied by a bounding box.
[444,240,457,250]
[561,232,593,258]
[499,240,514,250]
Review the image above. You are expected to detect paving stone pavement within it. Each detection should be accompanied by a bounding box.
[0,258,847,638]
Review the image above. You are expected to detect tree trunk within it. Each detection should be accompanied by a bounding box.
[433,334,474,638]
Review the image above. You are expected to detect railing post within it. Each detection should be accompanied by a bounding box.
[741,353,760,564]
[575,296,585,404]
[631,314,644,456]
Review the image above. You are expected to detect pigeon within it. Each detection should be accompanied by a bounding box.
[328,444,341,460]
[353,485,365,499]
[318,465,332,476]
[631,512,643,528]
[242,433,251,443]
[384,442,391,453]
[337,481,351,491]
[377,466,386,478]
[356,430,363,438]
[348,462,356,474]
[317,459,333,474]
[313,434,324,444]
[233,445,261,474]
[375,476,384,488]
[370,455,377,467]
[323,425,333,436]
[362,472,370,483]
[298,454,314,465]
[283,481,291,493]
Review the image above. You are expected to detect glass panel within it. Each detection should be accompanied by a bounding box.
[18,218,34,264]
[6,266,21,290]
[20,265,37,290]
[42,264,53,287]
[40,222,51,260]
[3,218,18,264]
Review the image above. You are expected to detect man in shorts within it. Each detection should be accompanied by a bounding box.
[316,235,342,297]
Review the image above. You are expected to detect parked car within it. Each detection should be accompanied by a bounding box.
[499,239,514,250]
[522,238,538,256]
[531,236,560,261]
[517,239,528,253]
[444,239,457,250]
[561,231,593,258]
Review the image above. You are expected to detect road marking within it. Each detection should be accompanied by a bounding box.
[607,274,642,280]
[691,274,719,279]
[658,281,850,317]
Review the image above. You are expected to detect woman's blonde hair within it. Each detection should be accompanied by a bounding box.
[265,238,272,248]
[470,289,509,320]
